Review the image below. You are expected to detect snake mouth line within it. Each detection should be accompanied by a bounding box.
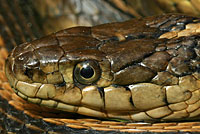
[10,73,200,122]
[12,85,137,121]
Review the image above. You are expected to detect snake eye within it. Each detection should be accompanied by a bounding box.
[74,60,101,85]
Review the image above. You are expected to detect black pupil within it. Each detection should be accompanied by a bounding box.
[80,66,94,78]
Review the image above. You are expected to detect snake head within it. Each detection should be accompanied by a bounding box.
[5,14,200,121]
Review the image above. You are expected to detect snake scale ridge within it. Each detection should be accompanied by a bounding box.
[4,14,200,124]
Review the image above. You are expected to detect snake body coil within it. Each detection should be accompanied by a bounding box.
[5,14,200,121]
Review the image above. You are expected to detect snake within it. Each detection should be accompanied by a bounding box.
[5,13,200,121]
[2,13,200,133]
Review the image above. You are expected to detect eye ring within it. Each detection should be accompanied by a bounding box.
[74,60,101,85]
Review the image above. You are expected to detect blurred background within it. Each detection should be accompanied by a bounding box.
[20,0,200,33]
[0,0,200,50]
